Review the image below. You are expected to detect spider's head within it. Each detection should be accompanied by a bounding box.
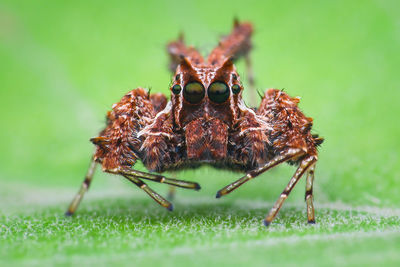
[170,57,243,129]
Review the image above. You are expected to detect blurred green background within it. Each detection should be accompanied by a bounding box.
[1,0,399,266]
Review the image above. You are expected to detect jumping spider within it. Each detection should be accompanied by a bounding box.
[66,20,324,226]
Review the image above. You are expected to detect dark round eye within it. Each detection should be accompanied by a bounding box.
[232,84,241,94]
[183,82,205,104]
[208,82,230,103]
[172,84,182,94]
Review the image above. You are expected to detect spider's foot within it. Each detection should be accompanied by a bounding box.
[166,203,174,211]
[194,183,201,191]
[65,211,74,217]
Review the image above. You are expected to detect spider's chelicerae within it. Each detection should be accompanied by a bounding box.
[66,20,324,226]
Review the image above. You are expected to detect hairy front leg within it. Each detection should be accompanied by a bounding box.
[218,88,323,226]
[257,89,322,226]
[66,88,196,215]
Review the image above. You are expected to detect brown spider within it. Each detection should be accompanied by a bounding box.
[66,20,324,226]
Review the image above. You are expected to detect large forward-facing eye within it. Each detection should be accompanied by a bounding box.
[183,82,205,104]
[208,82,230,103]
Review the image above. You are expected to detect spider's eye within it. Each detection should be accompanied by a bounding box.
[172,84,182,94]
[232,84,241,94]
[208,82,230,103]
[183,82,205,104]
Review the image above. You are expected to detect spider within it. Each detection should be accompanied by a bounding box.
[66,20,324,226]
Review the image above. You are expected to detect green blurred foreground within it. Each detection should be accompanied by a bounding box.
[0,0,399,266]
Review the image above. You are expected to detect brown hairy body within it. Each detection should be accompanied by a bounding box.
[66,20,323,226]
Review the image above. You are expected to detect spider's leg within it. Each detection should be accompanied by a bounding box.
[264,156,316,226]
[245,55,255,90]
[103,168,173,211]
[65,157,97,216]
[305,164,316,224]
[119,169,200,190]
[166,171,178,200]
[167,185,176,201]
[244,54,258,106]
[167,34,204,72]
[121,174,173,211]
[207,20,253,66]
[216,148,304,198]
[216,149,304,198]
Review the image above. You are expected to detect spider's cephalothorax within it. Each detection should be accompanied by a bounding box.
[66,21,324,226]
